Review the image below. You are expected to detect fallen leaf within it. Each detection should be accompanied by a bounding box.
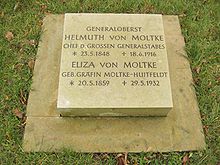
[195,66,201,74]
[28,39,36,46]
[182,154,189,165]
[6,79,13,85]
[201,59,207,64]
[13,108,24,119]
[13,108,27,126]
[189,152,193,158]
[5,132,11,140]
[101,153,110,159]
[203,125,209,135]
[45,11,52,15]
[201,114,206,120]
[5,31,14,41]
[116,153,127,165]
[211,92,216,97]
[4,95,9,100]
[193,65,201,74]
[193,77,200,85]
[124,152,128,163]
[1,11,4,18]
[28,59,35,70]
[60,0,66,3]
[38,20,43,26]
[207,81,212,88]
[23,30,29,37]
[179,13,186,17]
[14,2,19,11]
[217,76,220,83]
[19,89,27,105]
[41,4,47,10]
[21,115,27,126]
[14,63,23,71]
[133,159,138,165]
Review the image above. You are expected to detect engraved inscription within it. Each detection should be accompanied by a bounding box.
[57,14,173,110]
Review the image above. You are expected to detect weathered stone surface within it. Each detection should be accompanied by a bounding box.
[57,14,173,116]
[23,15,205,152]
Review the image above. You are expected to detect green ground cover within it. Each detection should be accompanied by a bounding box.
[0,0,219,164]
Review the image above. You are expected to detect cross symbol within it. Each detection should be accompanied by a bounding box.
[122,80,127,86]
[70,80,74,86]
[122,52,126,56]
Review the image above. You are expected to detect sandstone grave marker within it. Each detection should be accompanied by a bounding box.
[57,13,173,116]
[23,14,205,152]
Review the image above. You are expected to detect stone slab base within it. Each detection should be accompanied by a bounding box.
[23,15,205,152]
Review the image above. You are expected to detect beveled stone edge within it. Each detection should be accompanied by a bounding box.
[58,107,171,117]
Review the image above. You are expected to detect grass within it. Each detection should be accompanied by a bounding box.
[0,0,219,164]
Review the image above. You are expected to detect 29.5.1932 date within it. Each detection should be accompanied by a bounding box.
[122,80,160,86]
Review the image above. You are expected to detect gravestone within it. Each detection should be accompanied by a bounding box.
[23,14,205,152]
[57,14,173,116]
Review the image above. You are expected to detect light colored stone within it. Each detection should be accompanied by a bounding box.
[57,14,173,116]
[23,15,205,152]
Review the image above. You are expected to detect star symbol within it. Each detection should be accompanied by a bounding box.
[72,51,77,56]
[70,80,74,86]
[122,52,126,56]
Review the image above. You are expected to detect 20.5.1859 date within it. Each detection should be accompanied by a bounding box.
[70,80,110,86]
